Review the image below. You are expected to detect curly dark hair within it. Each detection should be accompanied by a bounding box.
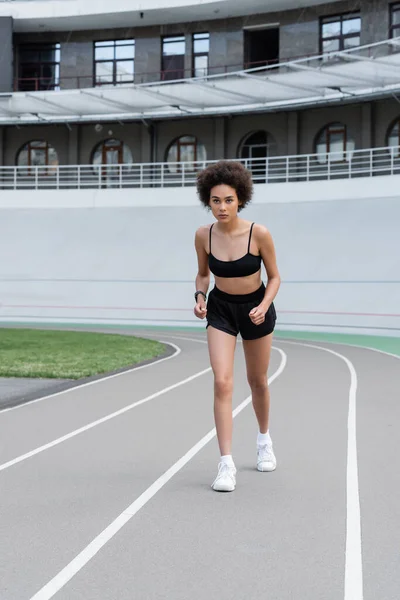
[196,160,253,211]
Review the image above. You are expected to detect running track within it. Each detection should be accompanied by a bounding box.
[0,329,399,600]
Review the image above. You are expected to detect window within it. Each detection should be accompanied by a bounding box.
[315,123,355,163]
[92,138,133,165]
[94,39,135,86]
[16,141,59,174]
[388,119,400,156]
[91,139,133,188]
[239,130,276,160]
[239,131,276,179]
[17,44,60,91]
[162,36,185,81]
[320,13,361,54]
[166,135,206,172]
[390,3,400,39]
[193,33,209,77]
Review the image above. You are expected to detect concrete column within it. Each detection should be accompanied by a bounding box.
[184,33,192,78]
[140,120,156,163]
[151,121,157,164]
[0,127,6,166]
[0,127,4,166]
[60,42,93,89]
[214,117,226,160]
[361,0,390,51]
[135,35,162,83]
[209,30,243,75]
[280,18,319,62]
[0,17,13,93]
[287,111,299,156]
[67,125,79,165]
[361,103,373,149]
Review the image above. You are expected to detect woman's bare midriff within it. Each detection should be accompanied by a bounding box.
[213,271,263,295]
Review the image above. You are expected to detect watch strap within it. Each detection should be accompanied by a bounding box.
[194,290,207,302]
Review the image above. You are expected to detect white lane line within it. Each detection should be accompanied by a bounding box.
[144,334,209,345]
[0,346,211,473]
[275,336,400,362]
[157,334,208,343]
[0,341,181,415]
[142,333,243,345]
[142,331,400,363]
[29,349,287,600]
[343,345,400,361]
[277,340,363,600]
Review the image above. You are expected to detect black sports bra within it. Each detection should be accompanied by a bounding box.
[208,222,262,278]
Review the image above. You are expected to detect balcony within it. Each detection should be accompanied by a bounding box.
[1,145,399,190]
[3,37,400,124]
[13,58,282,91]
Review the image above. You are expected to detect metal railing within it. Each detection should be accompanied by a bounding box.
[11,36,400,91]
[12,59,282,91]
[1,145,399,190]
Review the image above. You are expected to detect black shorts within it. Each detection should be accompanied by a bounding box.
[206,283,277,340]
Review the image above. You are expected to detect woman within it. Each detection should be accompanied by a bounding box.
[194,160,281,492]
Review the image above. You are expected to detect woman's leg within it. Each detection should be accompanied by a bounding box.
[207,326,237,456]
[242,333,273,434]
[242,333,276,471]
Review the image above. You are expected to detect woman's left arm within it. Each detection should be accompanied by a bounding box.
[256,224,281,312]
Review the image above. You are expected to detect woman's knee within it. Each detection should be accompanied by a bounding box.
[247,374,268,393]
[214,375,233,397]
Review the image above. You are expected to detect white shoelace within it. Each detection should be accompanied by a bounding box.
[214,462,236,483]
[258,444,274,462]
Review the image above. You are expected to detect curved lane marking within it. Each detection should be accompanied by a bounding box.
[0,343,214,473]
[28,349,287,600]
[0,340,181,415]
[277,339,363,600]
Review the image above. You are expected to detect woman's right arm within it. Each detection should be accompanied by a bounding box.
[194,227,210,319]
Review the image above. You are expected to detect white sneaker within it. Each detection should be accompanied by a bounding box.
[257,441,277,472]
[211,462,237,492]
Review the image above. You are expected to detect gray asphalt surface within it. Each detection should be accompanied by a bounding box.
[0,330,399,600]
[0,336,175,411]
[0,377,71,410]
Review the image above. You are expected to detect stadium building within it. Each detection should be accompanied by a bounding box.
[0,0,399,335]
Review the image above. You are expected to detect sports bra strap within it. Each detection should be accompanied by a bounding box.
[247,223,255,253]
[209,223,214,254]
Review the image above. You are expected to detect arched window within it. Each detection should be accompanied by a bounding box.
[239,131,276,180]
[166,135,206,173]
[91,138,133,165]
[387,118,400,157]
[239,131,275,159]
[239,130,275,161]
[315,123,355,164]
[16,140,59,174]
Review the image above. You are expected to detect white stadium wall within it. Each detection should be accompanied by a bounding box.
[0,176,399,336]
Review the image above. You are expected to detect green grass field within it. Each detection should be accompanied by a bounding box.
[0,329,166,379]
